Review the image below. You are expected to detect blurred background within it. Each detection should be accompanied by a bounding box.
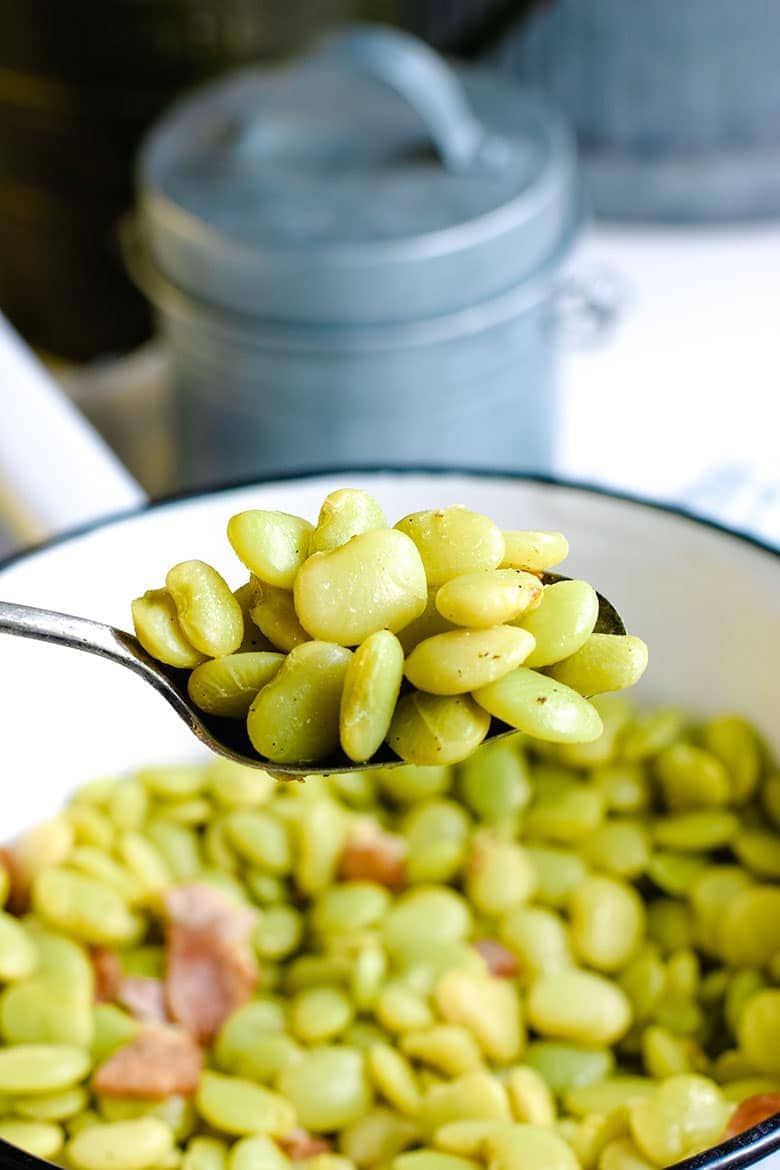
[1,0,779,551]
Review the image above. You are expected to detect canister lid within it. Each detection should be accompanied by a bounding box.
[138,24,580,324]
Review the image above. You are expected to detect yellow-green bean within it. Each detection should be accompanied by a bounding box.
[519,580,599,668]
[188,653,285,718]
[249,582,310,653]
[435,570,543,628]
[547,635,649,696]
[474,669,603,743]
[500,531,568,572]
[166,560,243,657]
[311,489,387,553]
[405,627,535,696]
[247,642,352,764]
[227,511,313,589]
[0,694,776,1170]
[395,507,505,587]
[131,589,205,669]
[294,530,427,645]
[387,693,491,766]
[340,631,405,763]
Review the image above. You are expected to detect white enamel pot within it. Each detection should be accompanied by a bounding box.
[0,325,778,1170]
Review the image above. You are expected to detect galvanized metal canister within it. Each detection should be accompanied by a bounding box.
[132,25,582,490]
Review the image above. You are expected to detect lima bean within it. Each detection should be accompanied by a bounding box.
[393,1152,477,1170]
[229,1134,290,1170]
[294,529,427,645]
[397,591,456,656]
[465,833,537,916]
[401,1026,483,1078]
[473,669,603,743]
[569,876,646,973]
[32,868,142,947]
[505,1067,556,1127]
[402,801,471,885]
[564,1078,654,1120]
[458,741,532,828]
[581,821,651,879]
[627,1075,729,1167]
[340,631,405,763]
[340,1108,421,1167]
[434,971,524,1064]
[227,511,312,589]
[196,1071,296,1137]
[395,507,505,587]
[226,810,290,873]
[435,570,542,628]
[421,1072,511,1131]
[68,1117,174,1170]
[277,1047,373,1133]
[387,694,490,766]
[546,635,649,696]
[12,1085,88,1121]
[367,1044,422,1117]
[482,1124,579,1170]
[249,583,310,653]
[0,1119,63,1158]
[311,489,387,553]
[0,1044,90,1093]
[166,560,243,657]
[188,653,284,718]
[524,1043,614,1095]
[527,971,632,1047]
[405,627,535,696]
[737,990,780,1075]
[498,906,572,983]
[131,589,205,669]
[247,642,352,764]
[701,716,762,803]
[383,888,471,958]
[0,913,37,982]
[290,986,354,1043]
[500,531,568,572]
[654,744,731,811]
[518,580,599,668]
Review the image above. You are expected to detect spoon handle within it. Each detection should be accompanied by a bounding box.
[0,600,140,670]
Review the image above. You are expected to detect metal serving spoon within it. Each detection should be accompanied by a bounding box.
[0,576,624,777]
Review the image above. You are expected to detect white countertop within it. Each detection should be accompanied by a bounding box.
[557,222,780,546]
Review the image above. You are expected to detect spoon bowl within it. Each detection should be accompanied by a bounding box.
[0,573,624,778]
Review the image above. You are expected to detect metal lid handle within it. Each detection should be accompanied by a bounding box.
[237,24,504,175]
[316,25,491,173]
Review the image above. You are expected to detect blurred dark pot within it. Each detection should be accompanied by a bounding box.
[0,0,357,359]
[0,0,354,85]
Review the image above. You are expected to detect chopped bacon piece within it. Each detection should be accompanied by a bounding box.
[0,846,28,915]
[724,1093,780,1140]
[93,1024,202,1099]
[117,976,168,1023]
[473,939,519,978]
[91,948,124,1003]
[164,884,257,935]
[278,1129,332,1159]
[163,883,258,1043]
[339,825,407,891]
